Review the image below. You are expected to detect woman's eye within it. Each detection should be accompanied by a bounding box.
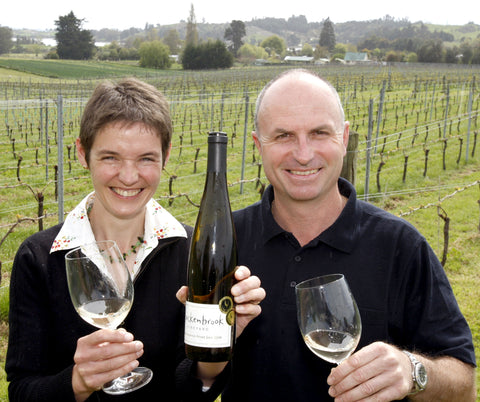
[140,157,158,163]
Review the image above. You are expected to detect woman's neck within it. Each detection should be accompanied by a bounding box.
[88,205,145,259]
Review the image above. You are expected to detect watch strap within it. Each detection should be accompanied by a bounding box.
[402,350,426,395]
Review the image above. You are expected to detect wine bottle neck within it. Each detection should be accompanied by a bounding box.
[207,132,228,173]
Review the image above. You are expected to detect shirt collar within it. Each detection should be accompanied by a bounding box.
[260,185,286,244]
[316,178,359,253]
[50,192,187,262]
[259,178,359,253]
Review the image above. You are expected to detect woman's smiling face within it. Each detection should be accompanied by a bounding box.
[77,120,167,221]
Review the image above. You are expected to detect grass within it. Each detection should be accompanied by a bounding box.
[0,60,479,400]
[0,58,180,80]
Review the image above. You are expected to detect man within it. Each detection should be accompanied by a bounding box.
[223,69,476,401]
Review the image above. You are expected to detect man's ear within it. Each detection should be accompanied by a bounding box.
[342,122,350,157]
[252,131,262,156]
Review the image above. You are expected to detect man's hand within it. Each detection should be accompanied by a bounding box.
[176,265,265,338]
[327,342,412,401]
[327,341,476,402]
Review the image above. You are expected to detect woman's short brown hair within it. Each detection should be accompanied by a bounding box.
[79,77,172,166]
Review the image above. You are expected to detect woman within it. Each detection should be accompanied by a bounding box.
[6,78,264,402]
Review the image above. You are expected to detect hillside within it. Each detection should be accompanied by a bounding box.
[13,16,480,49]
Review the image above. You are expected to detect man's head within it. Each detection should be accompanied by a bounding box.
[79,77,172,167]
[254,69,346,136]
[252,69,349,206]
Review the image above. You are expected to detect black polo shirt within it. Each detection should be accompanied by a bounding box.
[223,178,475,402]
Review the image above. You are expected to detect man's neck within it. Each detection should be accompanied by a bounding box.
[271,191,346,247]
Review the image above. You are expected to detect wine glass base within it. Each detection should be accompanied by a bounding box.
[102,367,153,395]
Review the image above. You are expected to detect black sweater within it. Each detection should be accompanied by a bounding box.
[6,222,224,401]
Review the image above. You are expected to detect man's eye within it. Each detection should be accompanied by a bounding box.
[276,133,291,140]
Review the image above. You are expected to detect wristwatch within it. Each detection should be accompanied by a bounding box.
[402,350,428,395]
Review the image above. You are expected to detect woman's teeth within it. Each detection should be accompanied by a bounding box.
[113,188,141,197]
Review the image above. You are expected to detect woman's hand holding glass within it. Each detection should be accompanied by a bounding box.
[71,328,144,399]
[66,240,153,396]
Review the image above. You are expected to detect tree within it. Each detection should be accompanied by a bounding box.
[237,43,268,63]
[319,17,336,53]
[287,15,309,33]
[301,43,313,57]
[181,40,233,70]
[55,11,95,59]
[186,4,198,46]
[459,42,473,64]
[471,40,480,65]
[260,35,286,57]
[224,20,246,57]
[139,41,171,69]
[417,39,444,63]
[163,29,181,55]
[0,26,13,55]
[444,47,459,64]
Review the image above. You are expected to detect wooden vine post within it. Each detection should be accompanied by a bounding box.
[437,206,450,267]
[402,153,409,183]
[341,130,359,185]
[423,148,430,177]
[376,155,385,193]
[168,175,177,207]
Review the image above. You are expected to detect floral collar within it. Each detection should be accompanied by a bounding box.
[51,192,187,276]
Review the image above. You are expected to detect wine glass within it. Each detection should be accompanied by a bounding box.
[295,274,361,365]
[65,240,153,394]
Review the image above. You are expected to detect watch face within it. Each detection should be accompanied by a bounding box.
[415,364,428,388]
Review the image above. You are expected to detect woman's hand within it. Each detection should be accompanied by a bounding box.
[176,265,265,339]
[71,328,144,402]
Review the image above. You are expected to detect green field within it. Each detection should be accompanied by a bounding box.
[0,58,182,80]
[0,59,479,401]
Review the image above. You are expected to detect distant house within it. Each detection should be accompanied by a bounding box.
[315,58,330,65]
[344,52,369,63]
[254,59,268,66]
[284,55,314,64]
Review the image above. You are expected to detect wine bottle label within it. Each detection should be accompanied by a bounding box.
[185,301,234,347]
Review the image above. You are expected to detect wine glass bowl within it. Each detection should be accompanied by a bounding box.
[65,240,153,394]
[295,274,361,365]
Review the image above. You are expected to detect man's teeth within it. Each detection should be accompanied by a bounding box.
[290,169,318,176]
[113,188,141,197]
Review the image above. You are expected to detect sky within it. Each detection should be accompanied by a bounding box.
[2,0,477,31]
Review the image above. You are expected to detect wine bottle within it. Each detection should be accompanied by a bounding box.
[184,131,237,362]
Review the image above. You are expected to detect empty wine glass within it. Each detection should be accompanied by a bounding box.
[295,274,361,365]
[65,240,153,394]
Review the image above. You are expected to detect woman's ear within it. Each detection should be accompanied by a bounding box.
[76,138,88,168]
[163,142,172,168]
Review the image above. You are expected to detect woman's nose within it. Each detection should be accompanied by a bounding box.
[118,161,139,184]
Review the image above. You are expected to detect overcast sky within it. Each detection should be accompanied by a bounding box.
[2,0,476,31]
